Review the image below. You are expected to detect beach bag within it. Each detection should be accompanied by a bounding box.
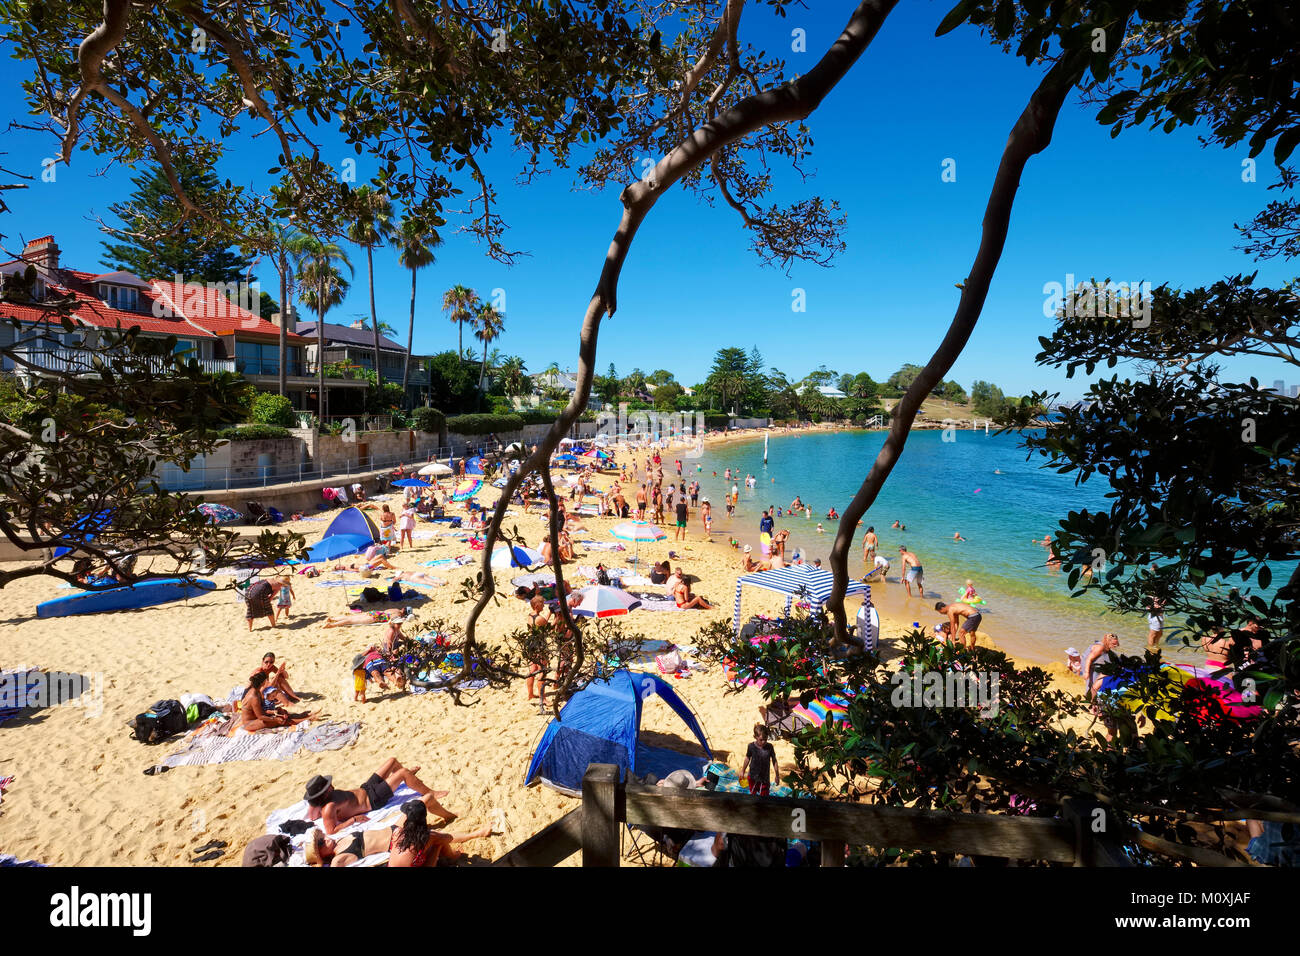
[129,698,187,744]
[387,581,403,602]
[360,586,385,604]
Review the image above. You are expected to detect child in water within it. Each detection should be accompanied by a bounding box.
[960,579,980,603]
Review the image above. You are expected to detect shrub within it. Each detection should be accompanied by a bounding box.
[703,413,730,430]
[445,413,524,435]
[411,407,446,434]
[246,392,298,428]
[518,407,559,426]
[216,424,291,440]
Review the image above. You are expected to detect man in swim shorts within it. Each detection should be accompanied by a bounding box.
[304,759,456,834]
[674,496,689,541]
[935,601,982,650]
[899,546,924,597]
[862,526,878,565]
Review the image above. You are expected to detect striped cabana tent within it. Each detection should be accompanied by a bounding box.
[732,564,871,634]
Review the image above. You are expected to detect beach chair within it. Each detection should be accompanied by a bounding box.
[247,502,273,525]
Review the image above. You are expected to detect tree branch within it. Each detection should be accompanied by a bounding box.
[825,50,1091,646]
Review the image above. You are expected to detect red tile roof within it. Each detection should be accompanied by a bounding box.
[0,269,218,338]
[150,279,308,343]
[1,266,309,343]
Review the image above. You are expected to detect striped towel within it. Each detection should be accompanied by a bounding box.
[162,720,360,768]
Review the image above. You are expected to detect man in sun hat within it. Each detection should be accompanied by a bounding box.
[303,759,456,834]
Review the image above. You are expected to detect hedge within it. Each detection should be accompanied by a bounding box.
[703,414,730,430]
[216,424,291,440]
[411,407,446,434]
[445,413,525,435]
[517,407,559,426]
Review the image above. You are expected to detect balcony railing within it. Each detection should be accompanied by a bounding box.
[4,348,235,375]
[236,358,308,377]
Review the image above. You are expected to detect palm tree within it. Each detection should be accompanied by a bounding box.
[346,187,396,389]
[242,222,301,398]
[290,235,353,421]
[442,284,479,360]
[392,218,439,408]
[500,355,527,398]
[472,300,504,394]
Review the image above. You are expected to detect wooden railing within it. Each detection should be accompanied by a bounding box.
[491,764,1179,868]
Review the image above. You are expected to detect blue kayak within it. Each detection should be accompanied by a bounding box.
[36,578,217,619]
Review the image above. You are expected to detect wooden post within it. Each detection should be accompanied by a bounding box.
[821,839,846,867]
[581,764,622,867]
[1062,797,1133,867]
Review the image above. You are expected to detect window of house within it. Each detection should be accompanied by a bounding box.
[98,283,138,311]
[235,341,303,376]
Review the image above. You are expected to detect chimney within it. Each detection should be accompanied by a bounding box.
[23,235,60,272]
[270,304,296,329]
[350,319,366,330]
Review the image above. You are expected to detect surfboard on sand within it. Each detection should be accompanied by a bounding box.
[36,578,217,619]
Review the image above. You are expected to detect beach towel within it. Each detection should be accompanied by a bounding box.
[0,854,46,867]
[161,719,360,768]
[575,541,627,552]
[622,590,682,612]
[265,783,419,867]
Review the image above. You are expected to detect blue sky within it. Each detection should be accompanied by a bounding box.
[1,3,1294,400]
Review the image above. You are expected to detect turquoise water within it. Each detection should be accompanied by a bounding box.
[684,429,1197,667]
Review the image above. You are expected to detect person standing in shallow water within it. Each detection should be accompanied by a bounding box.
[898,545,924,598]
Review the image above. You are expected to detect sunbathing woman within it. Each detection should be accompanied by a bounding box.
[387,799,495,868]
[390,570,446,587]
[305,826,392,867]
[255,652,300,704]
[673,578,715,610]
[323,607,409,628]
[236,672,315,732]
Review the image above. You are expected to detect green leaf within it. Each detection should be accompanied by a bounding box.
[935,0,974,36]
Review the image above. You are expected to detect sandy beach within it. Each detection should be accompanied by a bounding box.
[0,428,1088,867]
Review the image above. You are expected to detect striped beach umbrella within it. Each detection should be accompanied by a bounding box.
[451,479,482,502]
[609,520,665,566]
[570,585,643,618]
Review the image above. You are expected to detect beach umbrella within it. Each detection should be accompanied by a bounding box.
[197,502,242,525]
[451,479,482,502]
[610,520,666,566]
[582,448,611,460]
[571,585,642,618]
[552,453,579,465]
[391,478,432,488]
[491,545,543,569]
[418,462,453,477]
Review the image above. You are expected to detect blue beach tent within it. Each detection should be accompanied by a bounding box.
[304,506,379,563]
[524,670,711,795]
[465,456,485,476]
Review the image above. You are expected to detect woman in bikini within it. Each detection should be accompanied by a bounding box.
[255,652,300,705]
[236,671,316,732]
[525,596,552,703]
[387,800,495,868]
[673,577,714,610]
[323,608,408,628]
[378,505,397,544]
